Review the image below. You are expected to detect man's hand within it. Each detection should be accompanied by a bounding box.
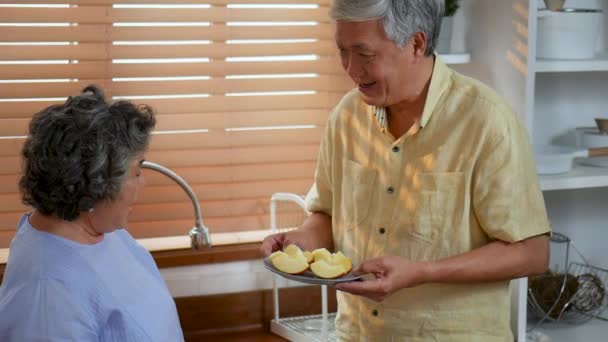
[260,233,286,257]
[260,212,334,257]
[335,256,429,302]
[259,230,310,257]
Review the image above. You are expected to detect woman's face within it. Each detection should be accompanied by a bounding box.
[89,153,145,233]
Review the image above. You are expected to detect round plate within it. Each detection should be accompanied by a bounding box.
[263,258,362,285]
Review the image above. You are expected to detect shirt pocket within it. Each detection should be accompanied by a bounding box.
[414,172,464,244]
[340,159,377,227]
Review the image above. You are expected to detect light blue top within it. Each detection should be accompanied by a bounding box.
[0,214,184,342]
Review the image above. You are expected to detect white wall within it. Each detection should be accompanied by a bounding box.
[160,259,309,298]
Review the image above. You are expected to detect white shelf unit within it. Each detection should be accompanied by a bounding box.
[439,53,471,65]
[535,319,608,342]
[536,55,608,73]
[467,0,608,340]
[540,164,608,191]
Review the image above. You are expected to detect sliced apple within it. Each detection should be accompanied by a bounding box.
[303,251,314,263]
[268,250,287,262]
[283,244,309,264]
[284,244,302,256]
[272,253,309,274]
[310,259,348,279]
[331,251,352,273]
[311,248,331,262]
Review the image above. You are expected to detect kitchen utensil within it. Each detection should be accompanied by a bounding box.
[263,258,362,285]
[535,145,608,174]
[595,118,608,134]
[537,8,603,60]
[544,0,565,11]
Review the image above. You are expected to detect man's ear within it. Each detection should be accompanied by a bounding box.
[410,31,429,58]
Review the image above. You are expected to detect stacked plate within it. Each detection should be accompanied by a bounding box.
[575,127,608,167]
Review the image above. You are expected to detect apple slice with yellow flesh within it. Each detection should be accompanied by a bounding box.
[310,259,349,279]
[271,253,309,274]
[303,251,313,264]
[283,244,308,264]
[284,244,302,256]
[268,250,287,262]
[310,251,353,278]
[311,248,332,262]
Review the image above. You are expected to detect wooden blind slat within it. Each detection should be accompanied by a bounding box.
[154,110,329,130]
[129,197,305,223]
[0,93,343,118]
[0,110,328,136]
[0,59,344,80]
[147,144,319,168]
[0,41,337,61]
[0,161,317,194]
[0,25,335,42]
[0,129,325,157]
[0,177,312,213]
[0,7,331,23]
[10,0,331,5]
[0,78,352,98]
[0,211,308,238]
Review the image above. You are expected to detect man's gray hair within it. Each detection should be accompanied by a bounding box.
[330,0,444,55]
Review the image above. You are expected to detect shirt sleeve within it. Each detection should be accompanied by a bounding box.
[472,109,551,243]
[0,278,98,342]
[305,109,335,216]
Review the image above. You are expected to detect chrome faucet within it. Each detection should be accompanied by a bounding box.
[141,161,211,249]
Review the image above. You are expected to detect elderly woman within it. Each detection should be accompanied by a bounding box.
[0,86,184,341]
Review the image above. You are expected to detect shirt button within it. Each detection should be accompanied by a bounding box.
[386,186,394,194]
[372,309,379,317]
[379,227,386,234]
[392,146,400,152]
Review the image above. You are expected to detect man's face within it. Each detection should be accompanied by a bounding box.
[335,19,415,107]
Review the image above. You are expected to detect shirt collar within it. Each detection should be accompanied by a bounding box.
[372,54,452,131]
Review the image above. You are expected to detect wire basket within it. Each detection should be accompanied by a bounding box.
[527,232,608,326]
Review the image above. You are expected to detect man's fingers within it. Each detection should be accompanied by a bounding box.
[335,278,382,294]
[260,234,285,256]
[353,258,385,275]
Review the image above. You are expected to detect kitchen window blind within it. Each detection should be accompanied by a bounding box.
[0,0,350,247]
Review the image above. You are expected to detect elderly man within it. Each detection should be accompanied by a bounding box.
[262,0,550,340]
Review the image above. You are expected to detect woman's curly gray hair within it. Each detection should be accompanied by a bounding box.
[19,85,156,221]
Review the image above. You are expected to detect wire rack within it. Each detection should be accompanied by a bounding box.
[268,193,338,342]
[527,232,608,330]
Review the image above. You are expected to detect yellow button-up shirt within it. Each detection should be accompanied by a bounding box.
[305,56,550,341]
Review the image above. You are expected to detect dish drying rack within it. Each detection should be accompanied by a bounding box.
[527,232,608,331]
[268,192,337,342]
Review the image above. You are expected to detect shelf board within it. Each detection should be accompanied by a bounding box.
[536,56,608,73]
[439,53,471,64]
[534,318,608,342]
[540,164,608,191]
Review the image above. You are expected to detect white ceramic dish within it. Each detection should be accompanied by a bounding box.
[575,127,608,167]
[263,257,362,285]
